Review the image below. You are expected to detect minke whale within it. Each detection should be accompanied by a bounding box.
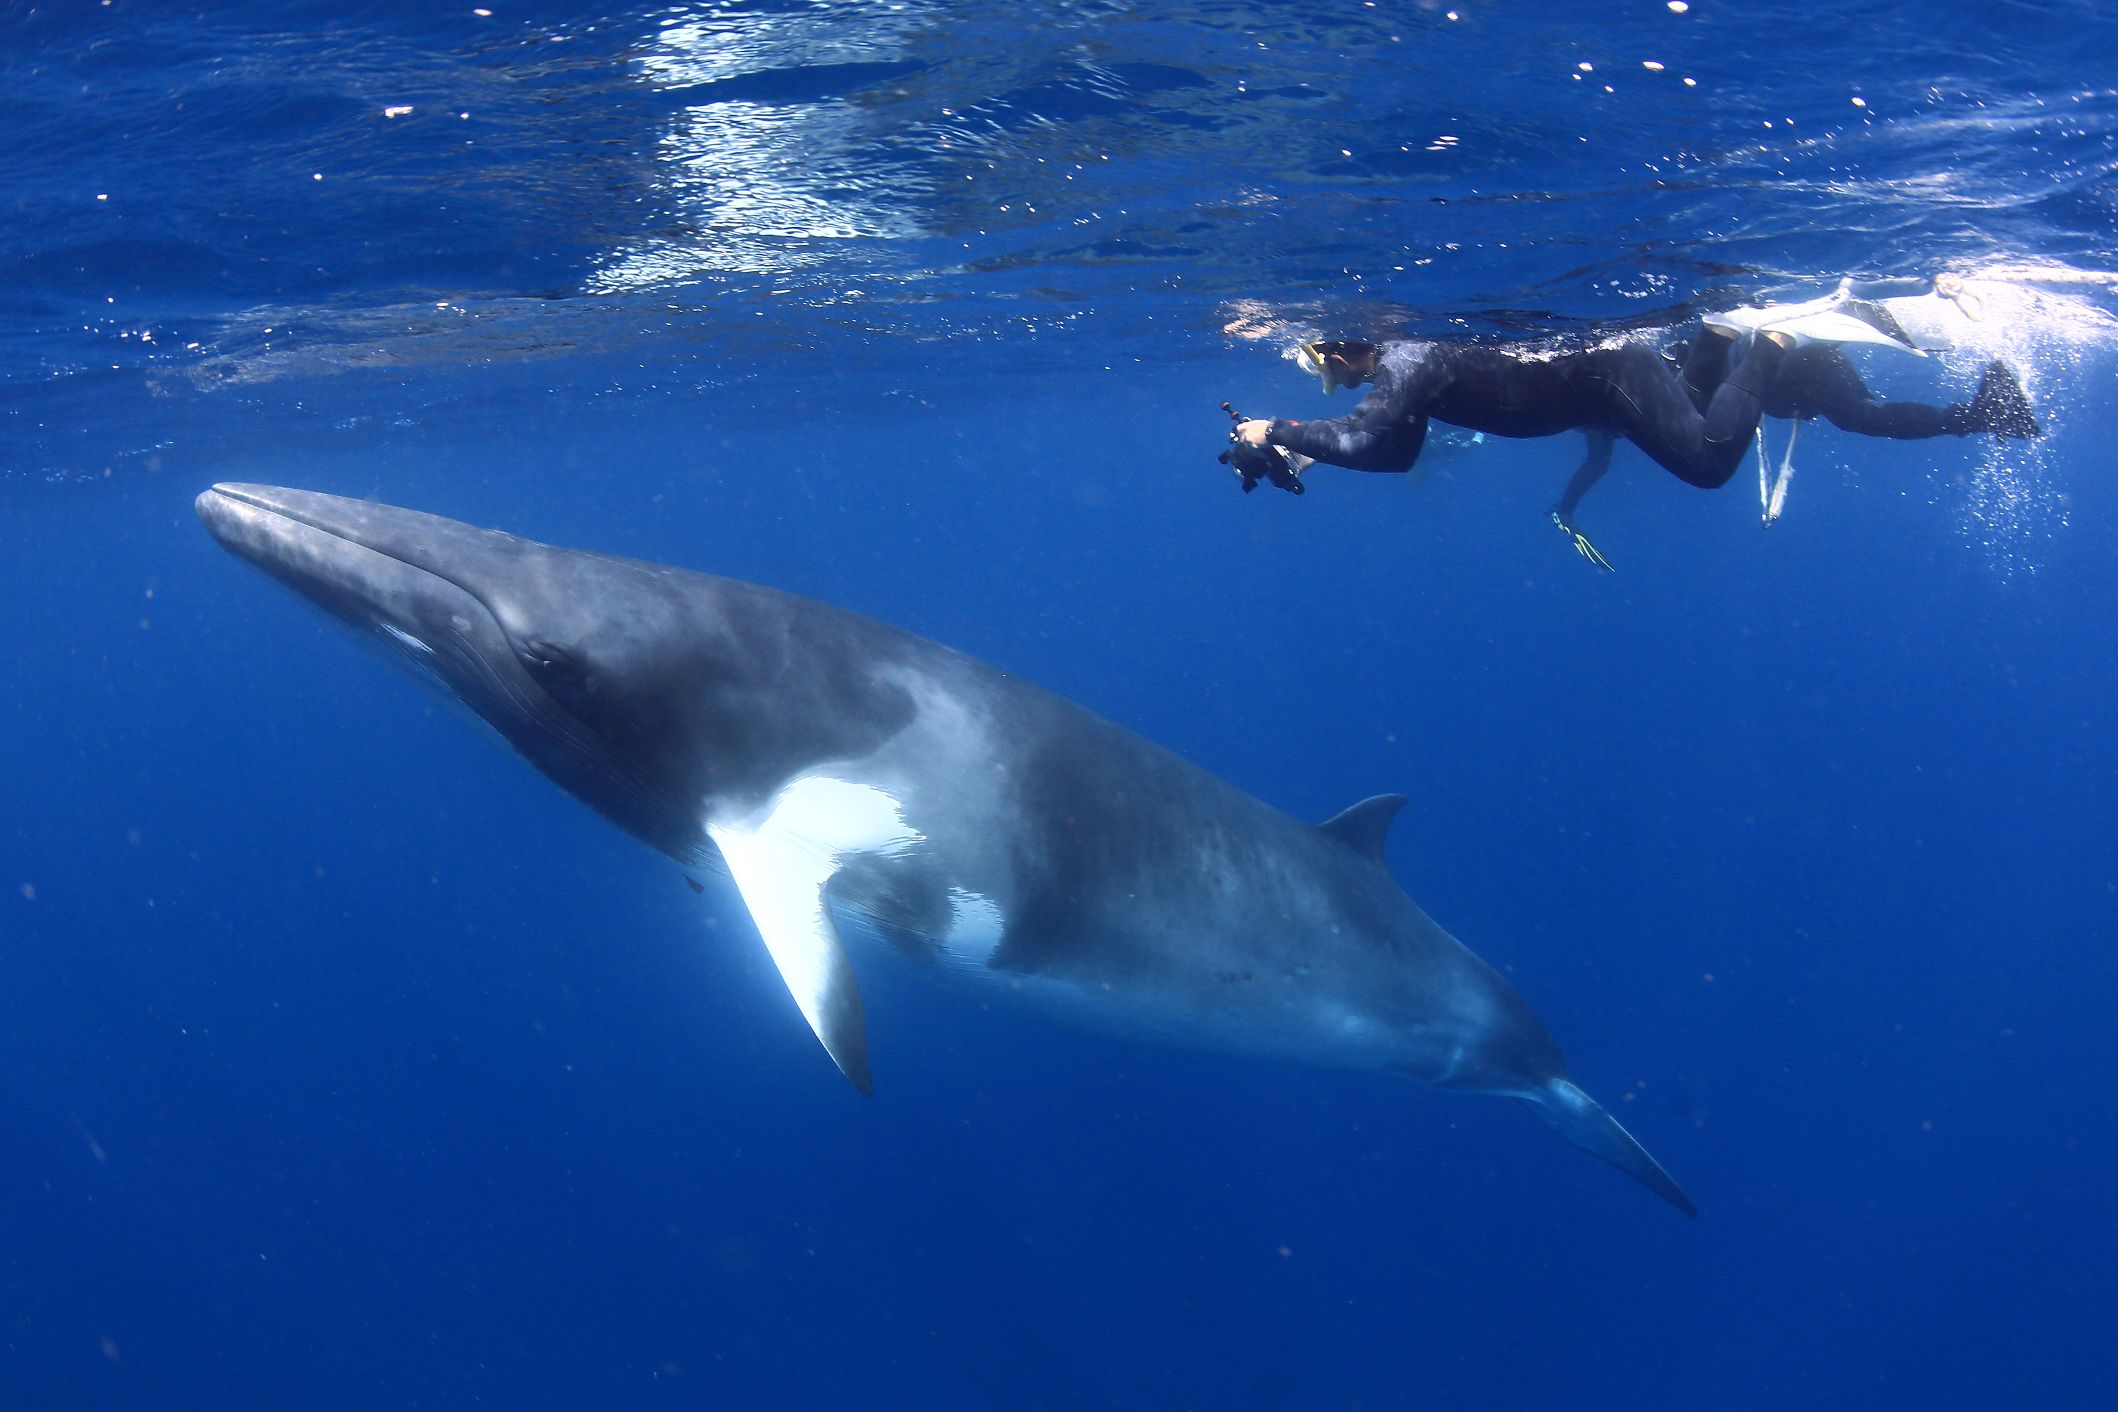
[197,483,1696,1215]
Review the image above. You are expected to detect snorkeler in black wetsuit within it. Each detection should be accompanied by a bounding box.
[1550,332,2041,543]
[1231,327,1791,491]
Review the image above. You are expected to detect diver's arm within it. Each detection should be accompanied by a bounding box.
[1261,353,1445,472]
[1266,412,1429,472]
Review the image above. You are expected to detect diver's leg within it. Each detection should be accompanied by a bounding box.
[1831,399,1952,438]
[1555,431,1615,522]
[1678,327,1736,410]
[1801,351,1951,439]
[1601,338,1785,489]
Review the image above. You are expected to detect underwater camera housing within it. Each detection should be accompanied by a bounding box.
[1217,401,1305,494]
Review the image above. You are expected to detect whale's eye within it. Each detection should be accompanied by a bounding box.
[518,637,596,698]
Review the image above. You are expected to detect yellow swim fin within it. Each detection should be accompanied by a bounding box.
[1551,512,1614,572]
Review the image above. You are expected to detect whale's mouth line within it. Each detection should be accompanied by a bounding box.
[207,483,451,583]
[199,484,512,717]
[202,483,505,634]
[201,483,702,870]
[207,482,333,536]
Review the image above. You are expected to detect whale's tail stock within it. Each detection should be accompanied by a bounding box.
[1522,1077,1699,1218]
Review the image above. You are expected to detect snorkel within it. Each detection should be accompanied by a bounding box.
[1297,340,1339,393]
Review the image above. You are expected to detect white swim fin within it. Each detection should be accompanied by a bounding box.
[1704,291,1925,354]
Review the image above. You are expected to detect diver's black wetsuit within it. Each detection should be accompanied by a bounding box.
[1678,334,1963,437]
[1267,333,1785,490]
[1553,334,2021,523]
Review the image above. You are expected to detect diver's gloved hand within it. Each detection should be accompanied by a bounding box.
[1219,440,1305,495]
[1550,511,1613,571]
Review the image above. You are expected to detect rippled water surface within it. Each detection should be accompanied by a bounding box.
[4,3,2115,1409]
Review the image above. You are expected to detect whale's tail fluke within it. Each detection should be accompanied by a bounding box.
[1523,1078,1698,1217]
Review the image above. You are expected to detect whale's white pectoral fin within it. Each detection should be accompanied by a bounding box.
[705,777,926,1096]
[709,828,873,1092]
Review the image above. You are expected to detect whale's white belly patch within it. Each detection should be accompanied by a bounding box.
[941,887,1005,966]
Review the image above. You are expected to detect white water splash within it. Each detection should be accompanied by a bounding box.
[1927,263,2114,578]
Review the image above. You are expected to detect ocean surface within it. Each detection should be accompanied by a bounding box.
[5,2,2116,1408]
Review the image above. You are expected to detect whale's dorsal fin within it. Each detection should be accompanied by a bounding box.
[706,776,928,1096]
[1317,793,1406,860]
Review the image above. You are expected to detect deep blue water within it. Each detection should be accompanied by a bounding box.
[5,3,2117,1408]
